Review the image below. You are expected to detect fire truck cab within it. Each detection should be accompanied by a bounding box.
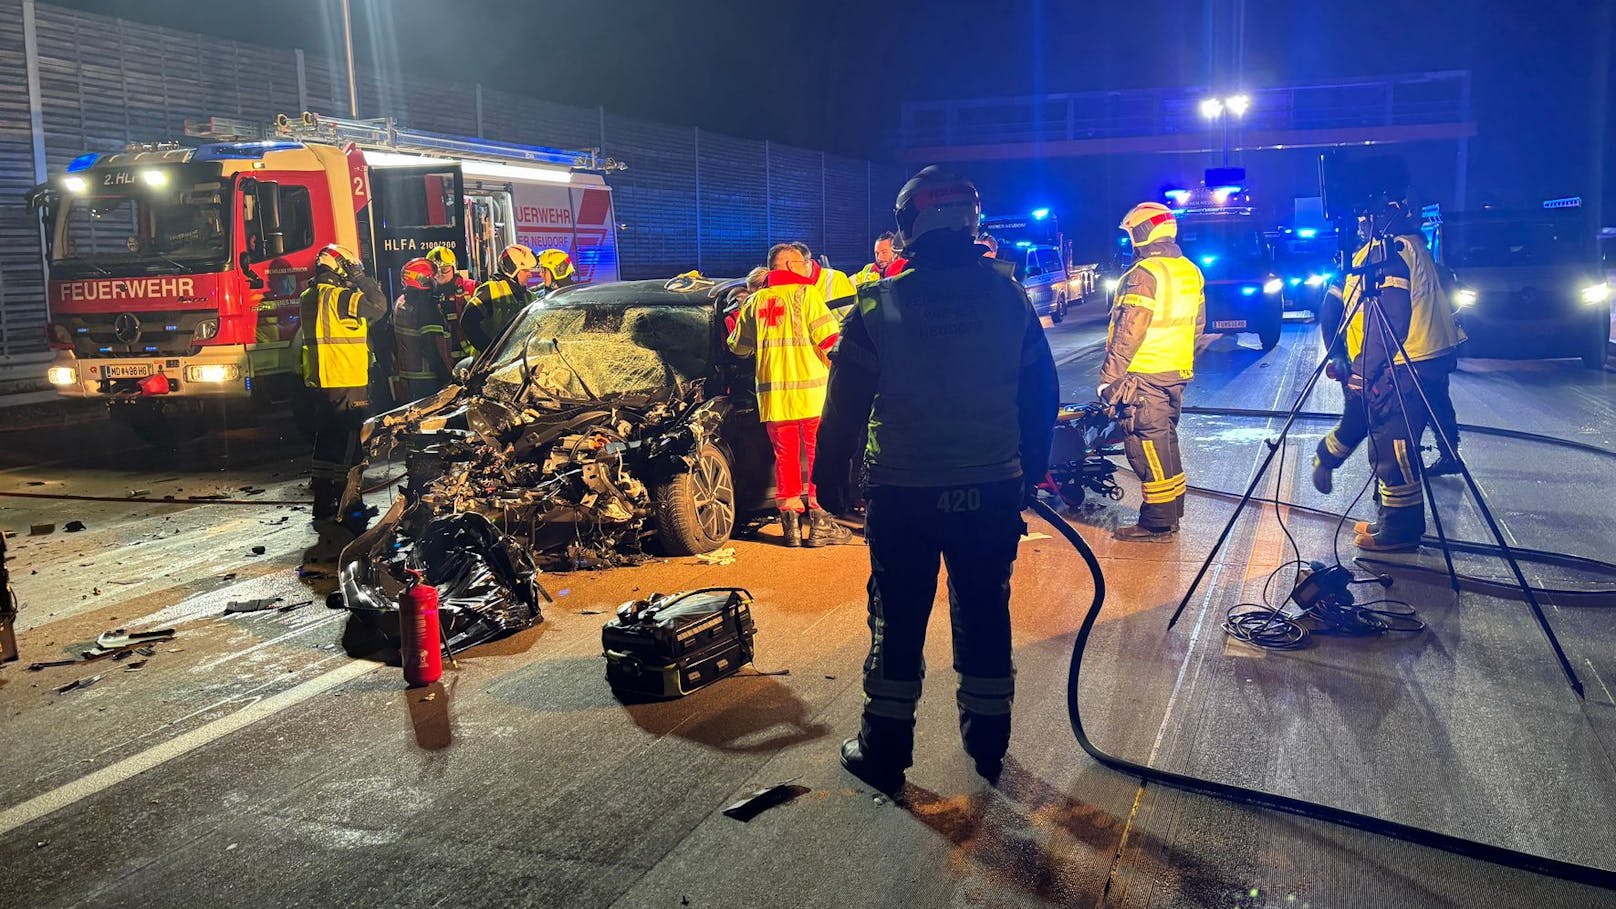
[35,113,621,443]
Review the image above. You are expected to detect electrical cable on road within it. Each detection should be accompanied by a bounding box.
[1029,497,1616,892]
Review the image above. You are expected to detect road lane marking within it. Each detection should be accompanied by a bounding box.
[0,658,377,838]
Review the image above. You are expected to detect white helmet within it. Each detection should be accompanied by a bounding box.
[1120,202,1177,247]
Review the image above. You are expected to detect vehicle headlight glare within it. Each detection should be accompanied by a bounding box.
[1103,278,1120,293]
[1304,274,1327,287]
[1263,278,1284,295]
[47,366,77,386]
[63,175,87,193]
[1581,283,1610,305]
[1454,289,1478,309]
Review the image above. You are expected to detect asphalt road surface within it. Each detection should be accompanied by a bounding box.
[3,303,1615,908]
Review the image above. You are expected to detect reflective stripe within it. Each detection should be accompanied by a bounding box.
[864,695,919,720]
[1116,293,1154,309]
[1142,472,1186,504]
[756,377,828,393]
[1393,438,1417,487]
[1142,439,1166,481]
[957,673,1015,697]
[1323,430,1353,460]
[302,283,369,389]
[1381,276,1411,291]
[956,691,1013,716]
[1380,480,1423,509]
[865,676,923,701]
[1126,256,1203,376]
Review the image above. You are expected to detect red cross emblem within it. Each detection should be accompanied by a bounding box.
[759,298,786,328]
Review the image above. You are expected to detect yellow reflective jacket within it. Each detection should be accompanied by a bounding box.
[1339,235,1464,363]
[300,280,379,390]
[1109,252,1205,378]
[727,272,839,422]
[811,264,857,308]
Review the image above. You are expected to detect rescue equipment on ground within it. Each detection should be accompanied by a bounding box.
[1045,402,1127,508]
[399,569,443,686]
[602,587,755,699]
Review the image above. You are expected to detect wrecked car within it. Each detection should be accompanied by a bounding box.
[337,274,776,647]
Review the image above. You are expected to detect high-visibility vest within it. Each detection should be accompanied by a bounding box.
[466,275,531,355]
[813,266,856,306]
[1114,255,1204,377]
[300,282,371,390]
[726,281,839,423]
[1341,235,1464,363]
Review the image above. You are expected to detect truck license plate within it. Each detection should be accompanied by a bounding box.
[1214,320,1247,330]
[103,364,154,379]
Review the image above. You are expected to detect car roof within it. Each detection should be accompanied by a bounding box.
[543,278,742,308]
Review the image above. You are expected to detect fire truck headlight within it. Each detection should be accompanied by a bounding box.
[47,366,77,386]
[1304,274,1327,287]
[1263,278,1284,295]
[63,175,88,194]
[1103,278,1120,293]
[185,364,239,384]
[1454,289,1478,309]
[140,169,168,188]
[194,318,219,341]
[1580,283,1611,306]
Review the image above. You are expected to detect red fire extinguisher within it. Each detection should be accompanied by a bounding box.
[399,569,442,687]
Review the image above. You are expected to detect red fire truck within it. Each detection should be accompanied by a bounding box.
[35,113,622,443]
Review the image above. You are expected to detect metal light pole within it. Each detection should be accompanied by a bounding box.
[1200,94,1250,167]
[340,0,358,117]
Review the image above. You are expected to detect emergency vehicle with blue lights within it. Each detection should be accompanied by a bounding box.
[34,112,621,433]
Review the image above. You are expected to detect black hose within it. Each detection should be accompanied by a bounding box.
[1029,497,1616,892]
[1183,405,1616,461]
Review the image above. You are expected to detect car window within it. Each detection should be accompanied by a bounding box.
[1038,248,1062,275]
[485,303,711,400]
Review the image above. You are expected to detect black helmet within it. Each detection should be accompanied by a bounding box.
[894,166,981,249]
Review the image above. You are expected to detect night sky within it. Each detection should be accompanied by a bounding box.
[51,0,1616,232]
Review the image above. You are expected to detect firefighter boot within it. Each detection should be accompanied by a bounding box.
[1311,455,1335,495]
[310,478,340,522]
[1427,453,1463,477]
[803,509,853,547]
[840,738,905,795]
[1113,523,1176,543]
[778,510,801,548]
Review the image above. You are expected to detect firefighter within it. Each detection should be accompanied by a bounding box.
[793,241,858,312]
[426,246,476,360]
[813,166,1059,793]
[392,257,455,403]
[727,243,852,548]
[1310,200,1463,551]
[536,248,580,296]
[300,244,387,525]
[852,232,906,285]
[462,244,537,357]
[1099,202,1206,542]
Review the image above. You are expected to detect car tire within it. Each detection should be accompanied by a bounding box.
[654,442,736,555]
[1258,320,1282,351]
[1051,299,1065,324]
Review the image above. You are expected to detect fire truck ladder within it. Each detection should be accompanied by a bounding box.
[271,112,625,173]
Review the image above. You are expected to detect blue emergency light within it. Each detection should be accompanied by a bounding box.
[66,153,98,173]
[1031,208,1050,220]
[1297,228,1318,239]
[1241,286,1258,296]
[1200,255,1218,267]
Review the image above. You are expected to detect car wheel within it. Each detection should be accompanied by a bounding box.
[1258,320,1281,351]
[1051,295,1066,324]
[654,443,736,555]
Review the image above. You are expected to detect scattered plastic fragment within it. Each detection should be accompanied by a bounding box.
[722,781,809,822]
[29,524,53,536]
[55,674,102,693]
[225,597,284,615]
[694,547,737,566]
[249,545,266,556]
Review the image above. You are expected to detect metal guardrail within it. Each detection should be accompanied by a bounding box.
[899,71,1471,149]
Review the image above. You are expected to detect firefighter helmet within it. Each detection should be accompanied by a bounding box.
[315,244,363,282]
[498,244,538,280]
[1120,202,1177,247]
[894,166,981,249]
[425,246,457,270]
[537,248,575,282]
[400,257,434,291]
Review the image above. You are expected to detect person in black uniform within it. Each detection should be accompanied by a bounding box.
[814,167,1060,793]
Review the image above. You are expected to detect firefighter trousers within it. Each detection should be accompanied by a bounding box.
[1420,359,1460,459]
[1366,366,1428,543]
[858,478,1024,772]
[1118,376,1187,530]
[1316,384,1369,470]
[310,390,368,519]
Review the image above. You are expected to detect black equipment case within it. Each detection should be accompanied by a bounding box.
[602,587,755,698]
